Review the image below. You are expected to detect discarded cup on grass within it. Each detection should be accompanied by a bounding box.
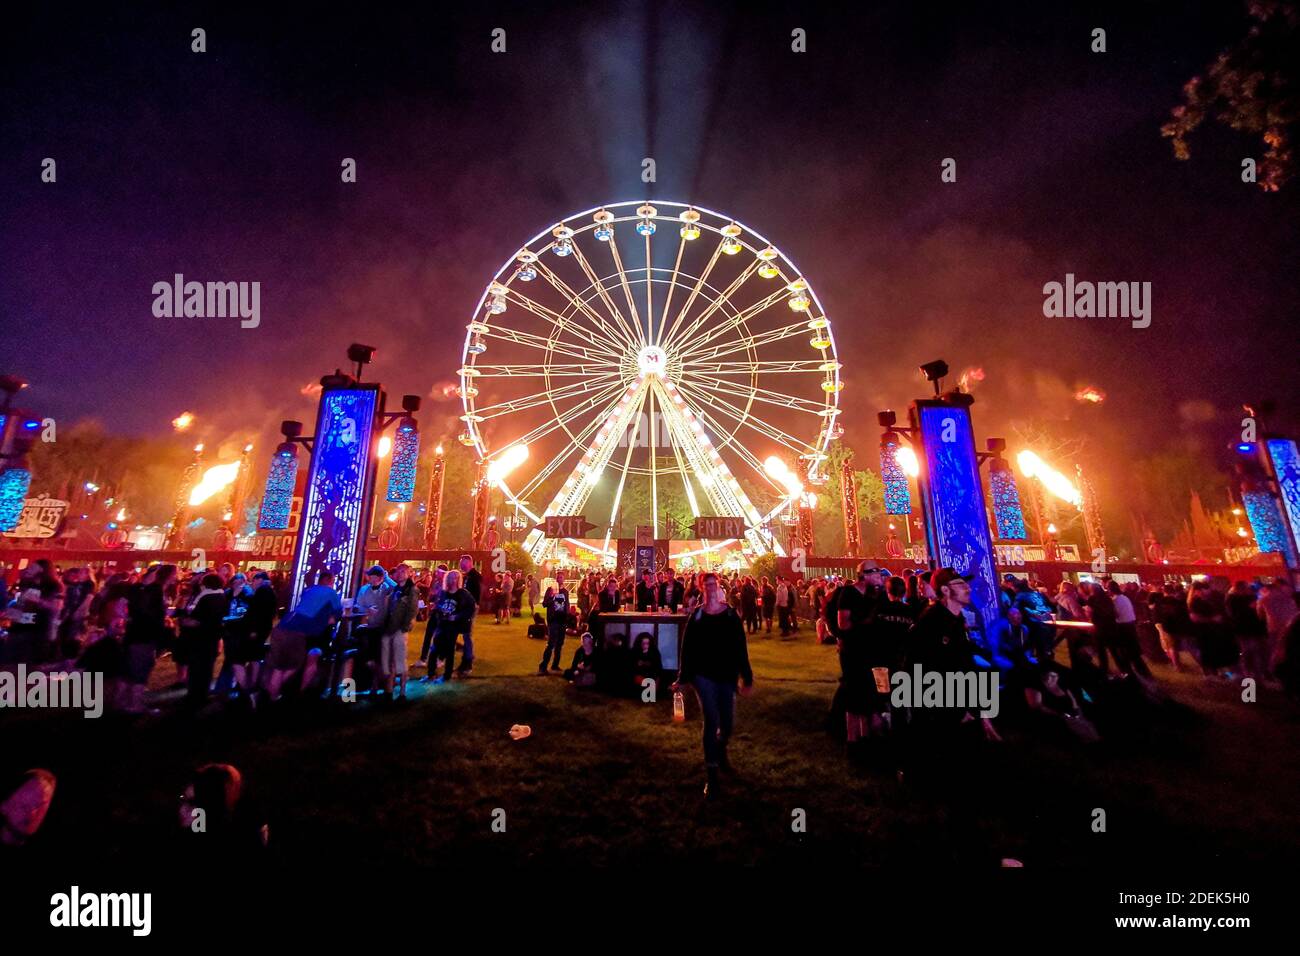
[508,724,532,741]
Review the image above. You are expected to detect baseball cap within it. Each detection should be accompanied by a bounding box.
[366,565,386,577]
[931,567,967,592]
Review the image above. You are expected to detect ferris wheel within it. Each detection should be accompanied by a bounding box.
[457,200,844,563]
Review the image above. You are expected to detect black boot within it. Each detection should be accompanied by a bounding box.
[704,765,720,799]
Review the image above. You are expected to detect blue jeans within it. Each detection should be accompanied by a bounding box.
[692,676,736,768]
[540,622,565,670]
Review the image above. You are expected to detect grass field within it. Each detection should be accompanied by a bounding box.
[5,614,1300,868]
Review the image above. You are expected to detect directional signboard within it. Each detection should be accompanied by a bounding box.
[691,516,748,540]
[536,515,596,538]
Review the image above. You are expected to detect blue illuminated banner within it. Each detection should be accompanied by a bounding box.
[289,386,381,610]
[1266,438,1300,567]
[913,402,1000,632]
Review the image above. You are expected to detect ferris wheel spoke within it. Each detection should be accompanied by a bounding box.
[656,381,782,554]
[671,280,789,359]
[683,375,832,416]
[601,386,650,551]
[478,324,619,364]
[662,411,702,519]
[663,258,763,355]
[682,359,830,376]
[659,239,725,350]
[606,236,645,342]
[509,408,605,504]
[644,233,654,349]
[675,380,810,454]
[514,392,623,501]
[470,374,623,419]
[677,320,817,363]
[479,380,627,452]
[469,363,612,377]
[655,231,688,346]
[499,281,630,357]
[648,383,659,538]
[672,395,790,500]
[563,241,644,350]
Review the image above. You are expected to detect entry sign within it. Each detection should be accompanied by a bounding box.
[539,515,596,538]
[692,516,747,540]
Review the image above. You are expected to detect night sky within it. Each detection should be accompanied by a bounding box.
[3,1,1297,518]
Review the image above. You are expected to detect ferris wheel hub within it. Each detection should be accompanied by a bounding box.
[636,345,669,379]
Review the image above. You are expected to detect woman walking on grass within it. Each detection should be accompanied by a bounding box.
[673,572,754,800]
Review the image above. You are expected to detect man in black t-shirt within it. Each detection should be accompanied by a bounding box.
[539,571,571,673]
[836,563,885,751]
[1,563,64,665]
[635,570,658,611]
[657,567,685,612]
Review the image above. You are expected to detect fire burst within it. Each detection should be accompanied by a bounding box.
[1074,386,1106,404]
[958,367,985,391]
[172,411,195,431]
[189,461,241,506]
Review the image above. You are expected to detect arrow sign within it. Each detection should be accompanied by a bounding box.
[692,516,749,540]
[535,515,597,538]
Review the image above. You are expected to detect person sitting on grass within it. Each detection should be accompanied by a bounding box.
[597,631,631,694]
[526,611,547,640]
[564,632,600,687]
[631,633,663,696]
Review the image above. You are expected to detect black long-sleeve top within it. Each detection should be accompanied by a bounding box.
[678,605,753,687]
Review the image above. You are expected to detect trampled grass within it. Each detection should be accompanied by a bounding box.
[4,614,1298,868]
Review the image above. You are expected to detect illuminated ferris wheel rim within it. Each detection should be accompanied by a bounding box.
[458,199,846,557]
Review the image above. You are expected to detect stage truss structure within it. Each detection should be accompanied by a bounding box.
[458,200,844,563]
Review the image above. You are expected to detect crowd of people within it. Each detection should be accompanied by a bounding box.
[3,553,1300,813]
[0,555,490,712]
[814,563,1300,774]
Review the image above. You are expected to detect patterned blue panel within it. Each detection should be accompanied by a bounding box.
[1266,439,1300,566]
[386,419,420,503]
[990,462,1027,541]
[880,439,911,515]
[289,388,379,609]
[1244,489,1297,567]
[258,446,298,530]
[916,404,1000,632]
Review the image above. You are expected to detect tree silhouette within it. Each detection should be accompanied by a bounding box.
[1162,1,1299,191]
